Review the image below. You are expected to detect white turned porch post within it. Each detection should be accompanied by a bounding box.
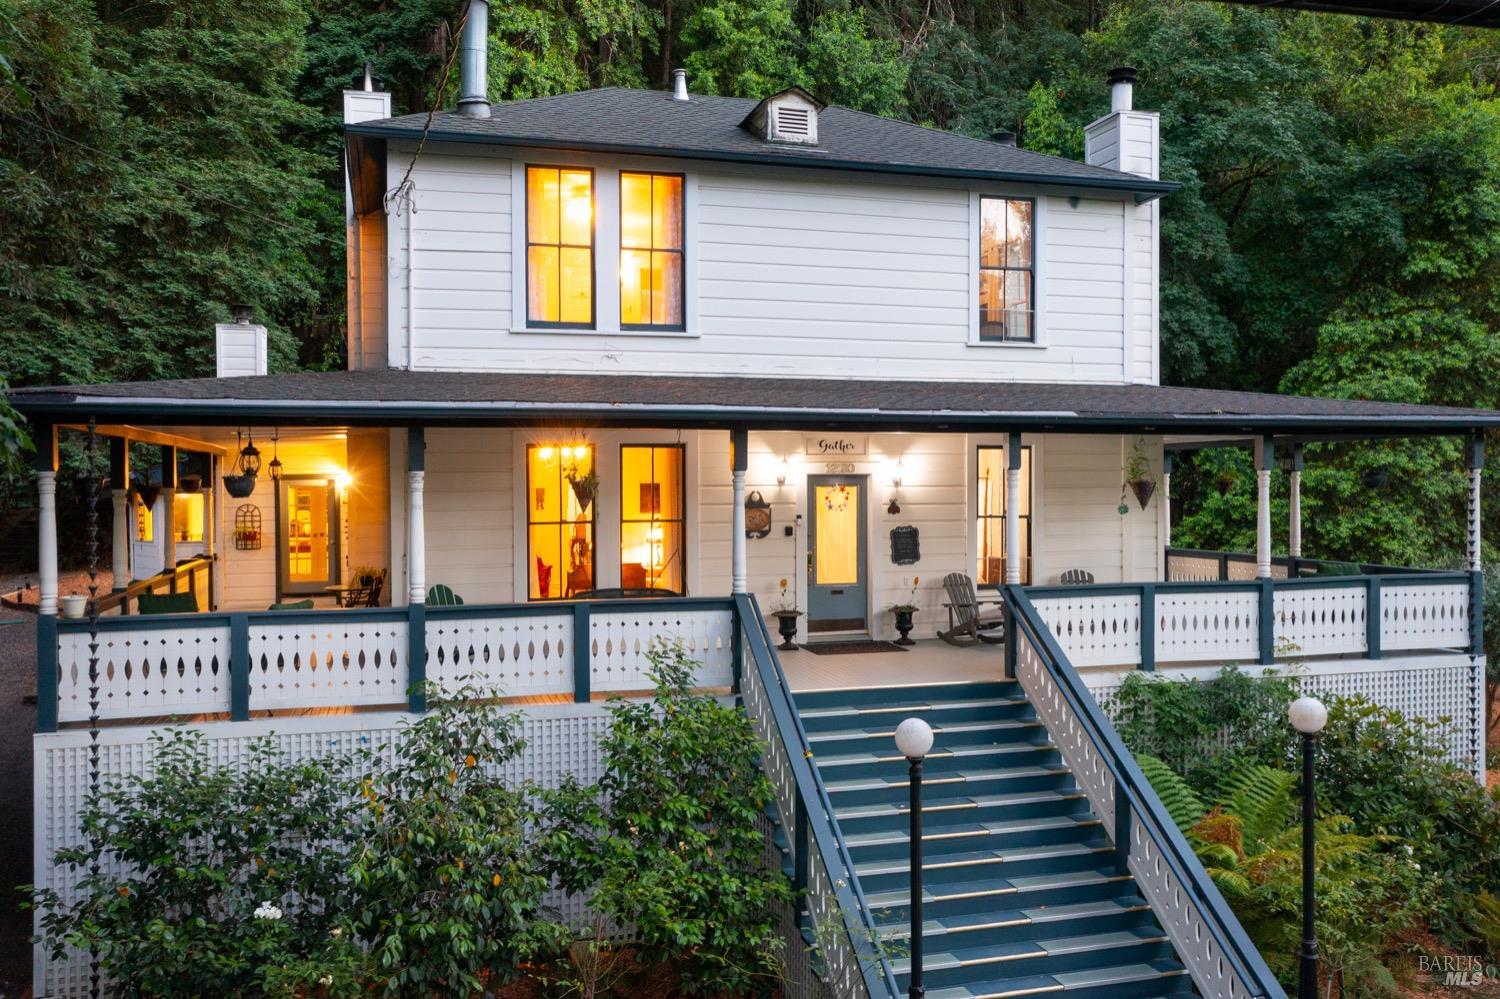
[1161,451,1173,548]
[1288,444,1304,559]
[407,427,426,604]
[37,425,58,616]
[1468,436,1484,572]
[1005,433,1023,585]
[1256,436,1273,579]
[731,428,748,594]
[109,437,130,591]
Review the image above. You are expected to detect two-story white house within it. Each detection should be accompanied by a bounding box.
[14,12,1498,998]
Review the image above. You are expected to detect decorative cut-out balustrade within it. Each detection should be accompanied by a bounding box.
[44,596,737,729]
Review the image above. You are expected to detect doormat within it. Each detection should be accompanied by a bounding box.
[801,640,907,656]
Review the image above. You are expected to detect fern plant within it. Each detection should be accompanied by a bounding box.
[1137,753,1206,831]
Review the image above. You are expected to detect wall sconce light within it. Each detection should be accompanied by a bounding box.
[777,457,789,488]
[887,458,904,514]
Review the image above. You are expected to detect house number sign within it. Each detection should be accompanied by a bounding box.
[824,462,856,474]
[805,435,868,458]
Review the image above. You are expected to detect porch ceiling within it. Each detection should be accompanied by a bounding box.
[10,368,1500,436]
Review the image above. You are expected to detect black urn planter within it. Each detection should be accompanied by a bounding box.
[223,473,257,498]
[892,609,916,646]
[772,611,801,651]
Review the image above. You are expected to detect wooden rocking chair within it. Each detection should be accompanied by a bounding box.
[936,572,1007,647]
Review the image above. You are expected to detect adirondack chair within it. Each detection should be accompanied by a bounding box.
[1058,568,1095,585]
[426,583,464,606]
[936,572,1006,647]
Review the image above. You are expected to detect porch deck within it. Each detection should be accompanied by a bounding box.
[780,640,1003,692]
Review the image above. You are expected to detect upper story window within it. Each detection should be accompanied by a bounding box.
[620,173,684,330]
[979,197,1034,342]
[526,166,594,327]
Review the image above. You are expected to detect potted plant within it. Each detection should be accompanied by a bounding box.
[222,472,256,498]
[131,478,162,509]
[889,576,920,646]
[566,466,599,511]
[770,578,801,650]
[1124,438,1156,510]
[352,565,380,587]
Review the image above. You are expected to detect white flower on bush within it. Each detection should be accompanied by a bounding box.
[329,926,343,938]
[318,975,334,986]
[253,901,283,921]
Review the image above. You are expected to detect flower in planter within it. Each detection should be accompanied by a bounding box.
[253,901,283,921]
[771,577,799,614]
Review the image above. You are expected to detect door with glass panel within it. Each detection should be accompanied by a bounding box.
[279,479,339,596]
[975,445,1031,586]
[807,475,868,634]
[620,444,685,594]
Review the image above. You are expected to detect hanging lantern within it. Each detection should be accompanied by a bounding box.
[268,432,283,481]
[240,434,262,477]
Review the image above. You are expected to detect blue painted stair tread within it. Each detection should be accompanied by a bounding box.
[791,678,1198,998]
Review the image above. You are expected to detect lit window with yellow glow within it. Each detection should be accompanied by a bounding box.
[975,445,1032,584]
[619,173,683,329]
[527,444,596,599]
[173,492,205,543]
[526,166,594,326]
[136,501,154,542]
[621,445,684,593]
[978,198,1034,342]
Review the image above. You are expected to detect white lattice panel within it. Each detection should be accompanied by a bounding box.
[1013,633,1117,838]
[1127,815,1260,999]
[589,607,734,691]
[806,844,873,999]
[426,611,574,698]
[58,622,232,722]
[1381,582,1470,652]
[247,615,408,711]
[1274,586,1366,657]
[1031,593,1141,668]
[1166,555,1221,582]
[1156,589,1260,663]
[34,705,616,998]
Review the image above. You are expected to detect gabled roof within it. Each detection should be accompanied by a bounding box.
[344,87,1178,201]
[10,369,1497,436]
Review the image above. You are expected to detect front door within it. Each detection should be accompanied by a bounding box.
[807,475,868,634]
[279,479,340,597]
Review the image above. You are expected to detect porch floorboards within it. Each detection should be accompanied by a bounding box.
[779,639,1005,693]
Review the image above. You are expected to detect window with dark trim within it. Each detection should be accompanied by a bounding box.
[527,444,596,599]
[976,445,1032,585]
[620,444,686,593]
[978,197,1034,342]
[619,172,685,330]
[526,166,595,328]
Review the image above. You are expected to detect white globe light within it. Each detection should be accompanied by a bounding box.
[1288,695,1328,735]
[894,717,934,759]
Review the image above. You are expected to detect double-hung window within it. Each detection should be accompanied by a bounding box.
[978,197,1034,342]
[620,444,685,593]
[526,166,595,327]
[619,173,684,330]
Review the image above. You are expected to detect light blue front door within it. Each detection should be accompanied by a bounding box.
[807,475,868,634]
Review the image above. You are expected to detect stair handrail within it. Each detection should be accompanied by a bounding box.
[1003,585,1287,999]
[735,593,902,998]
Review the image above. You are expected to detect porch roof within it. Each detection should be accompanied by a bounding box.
[9,368,1499,436]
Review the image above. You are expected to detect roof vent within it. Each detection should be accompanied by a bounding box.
[672,68,689,101]
[739,86,826,146]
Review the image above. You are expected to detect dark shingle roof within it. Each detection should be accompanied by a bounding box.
[345,87,1178,199]
[10,369,1496,435]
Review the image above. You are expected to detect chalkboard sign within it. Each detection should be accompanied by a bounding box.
[889,525,920,566]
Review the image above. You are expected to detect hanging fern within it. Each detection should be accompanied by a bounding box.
[1217,764,1296,854]
[1137,754,1206,831]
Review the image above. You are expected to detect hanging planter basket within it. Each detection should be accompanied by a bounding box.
[1130,479,1156,510]
[1362,469,1389,490]
[133,482,162,508]
[223,473,257,498]
[178,474,202,494]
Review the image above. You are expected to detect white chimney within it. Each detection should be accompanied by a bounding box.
[1085,66,1157,180]
[457,0,491,118]
[216,305,268,378]
[672,68,689,101]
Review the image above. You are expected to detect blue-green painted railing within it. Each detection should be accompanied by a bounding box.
[1165,545,1444,581]
[735,592,901,998]
[1004,585,1287,999]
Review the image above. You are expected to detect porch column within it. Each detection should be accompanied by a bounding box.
[1005,433,1023,585]
[406,427,426,604]
[731,428,748,595]
[1256,436,1273,579]
[1288,445,1304,559]
[1161,451,1173,548]
[160,445,177,575]
[1468,435,1484,572]
[109,436,130,592]
[37,424,58,616]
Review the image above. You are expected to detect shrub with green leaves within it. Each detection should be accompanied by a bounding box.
[545,641,791,995]
[32,729,363,998]
[348,684,564,997]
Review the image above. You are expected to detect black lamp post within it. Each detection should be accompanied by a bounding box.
[1289,695,1328,998]
[895,717,934,999]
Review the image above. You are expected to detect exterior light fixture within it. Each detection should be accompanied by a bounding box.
[268,432,283,482]
[239,434,262,477]
[777,457,789,487]
[894,717,934,999]
[1289,695,1328,999]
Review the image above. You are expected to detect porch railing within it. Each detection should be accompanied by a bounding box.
[41,596,738,729]
[1025,571,1479,671]
[92,555,215,617]
[1004,585,1287,999]
[1166,546,1442,582]
[736,592,899,999]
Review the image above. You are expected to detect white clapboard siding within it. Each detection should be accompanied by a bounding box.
[1036,435,1161,585]
[390,145,1152,385]
[422,428,515,604]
